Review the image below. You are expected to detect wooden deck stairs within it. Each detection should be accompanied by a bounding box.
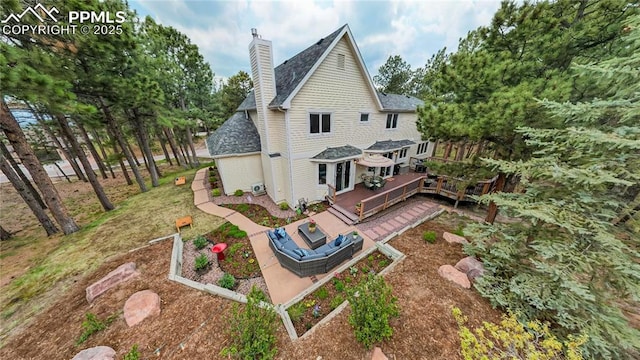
[328,204,359,225]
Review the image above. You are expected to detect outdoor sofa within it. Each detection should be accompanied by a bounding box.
[267,227,361,277]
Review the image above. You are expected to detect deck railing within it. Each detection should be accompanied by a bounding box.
[326,184,337,204]
[358,177,423,221]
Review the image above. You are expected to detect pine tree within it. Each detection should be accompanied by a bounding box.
[465,15,640,359]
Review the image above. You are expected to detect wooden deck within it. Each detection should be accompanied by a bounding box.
[334,172,426,212]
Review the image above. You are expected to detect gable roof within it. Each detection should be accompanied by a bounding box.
[311,145,362,161]
[269,25,347,108]
[206,112,261,157]
[366,139,416,151]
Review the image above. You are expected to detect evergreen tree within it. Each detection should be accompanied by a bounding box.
[465,15,640,359]
[373,55,413,95]
[220,71,253,120]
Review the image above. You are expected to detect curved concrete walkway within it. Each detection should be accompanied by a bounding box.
[191,168,376,304]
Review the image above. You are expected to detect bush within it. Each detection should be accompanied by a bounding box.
[347,275,399,349]
[287,303,305,322]
[227,242,244,256]
[194,253,209,271]
[230,229,248,239]
[453,224,464,237]
[278,202,289,210]
[422,231,437,243]
[123,345,140,360]
[330,295,345,310]
[236,203,250,212]
[76,312,117,345]
[452,307,587,359]
[316,286,329,300]
[218,273,236,290]
[234,189,244,196]
[221,286,278,360]
[333,278,345,292]
[193,235,208,250]
[212,188,221,197]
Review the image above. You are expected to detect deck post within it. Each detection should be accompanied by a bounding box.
[482,182,490,195]
[402,185,407,200]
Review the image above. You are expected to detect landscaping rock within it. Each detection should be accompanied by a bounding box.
[443,232,468,244]
[71,346,116,360]
[438,265,471,289]
[86,262,139,303]
[124,290,161,327]
[372,347,389,360]
[455,256,485,280]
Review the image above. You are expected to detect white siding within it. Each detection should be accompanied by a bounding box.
[217,155,264,195]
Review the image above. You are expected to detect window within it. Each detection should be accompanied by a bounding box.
[360,113,369,122]
[383,152,393,159]
[399,148,408,158]
[318,163,327,184]
[417,142,429,155]
[310,113,331,134]
[337,54,345,69]
[385,113,398,129]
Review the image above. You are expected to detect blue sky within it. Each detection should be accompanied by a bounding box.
[129,0,502,82]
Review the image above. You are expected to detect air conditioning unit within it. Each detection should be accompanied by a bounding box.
[251,183,266,195]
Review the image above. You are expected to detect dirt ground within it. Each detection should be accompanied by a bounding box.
[0,213,502,359]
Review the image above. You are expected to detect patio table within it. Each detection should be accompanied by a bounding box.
[298,222,327,250]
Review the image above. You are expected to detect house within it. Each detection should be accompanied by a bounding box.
[207,24,434,209]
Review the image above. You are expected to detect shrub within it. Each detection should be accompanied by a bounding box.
[378,259,389,269]
[123,345,140,360]
[193,235,208,250]
[234,189,244,196]
[278,202,289,210]
[453,224,464,237]
[330,295,345,310]
[422,230,437,244]
[221,286,278,360]
[76,312,117,345]
[333,278,345,292]
[316,286,329,300]
[236,203,250,212]
[452,307,587,359]
[229,229,248,239]
[218,273,236,290]
[347,275,399,349]
[212,188,221,197]
[287,303,305,322]
[194,254,209,271]
[227,242,244,256]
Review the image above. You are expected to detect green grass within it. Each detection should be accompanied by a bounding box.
[0,163,224,345]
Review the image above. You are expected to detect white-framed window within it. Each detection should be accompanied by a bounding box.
[417,142,429,155]
[310,113,331,134]
[399,148,408,159]
[318,163,327,184]
[360,113,369,122]
[385,113,398,129]
[337,54,345,70]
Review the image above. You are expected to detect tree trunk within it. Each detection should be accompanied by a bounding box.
[443,141,452,160]
[55,114,114,211]
[130,109,159,187]
[185,127,200,167]
[0,99,79,234]
[58,130,87,182]
[485,172,506,224]
[52,161,72,183]
[0,225,11,240]
[76,121,108,180]
[92,129,116,179]
[31,108,86,182]
[0,152,59,236]
[163,127,186,168]
[107,126,133,186]
[157,132,173,166]
[179,142,190,167]
[0,141,46,209]
[126,141,141,166]
[99,97,146,192]
[455,142,466,161]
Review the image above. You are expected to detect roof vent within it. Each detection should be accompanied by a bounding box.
[316,38,324,45]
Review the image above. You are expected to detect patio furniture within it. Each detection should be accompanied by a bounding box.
[174,176,186,185]
[298,222,327,250]
[175,216,193,232]
[267,228,357,277]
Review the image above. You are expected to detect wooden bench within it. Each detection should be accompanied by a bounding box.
[175,216,193,232]
[174,176,186,186]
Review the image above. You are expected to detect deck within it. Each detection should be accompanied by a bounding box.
[334,172,426,212]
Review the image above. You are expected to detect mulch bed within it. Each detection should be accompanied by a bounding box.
[288,249,392,337]
[202,224,260,279]
[221,203,306,228]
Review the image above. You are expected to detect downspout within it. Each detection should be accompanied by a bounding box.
[279,105,296,209]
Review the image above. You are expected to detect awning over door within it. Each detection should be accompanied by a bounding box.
[356,153,395,168]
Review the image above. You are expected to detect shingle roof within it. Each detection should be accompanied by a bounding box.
[311,145,362,160]
[377,92,424,112]
[366,139,416,151]
[237,90,256,111]
[206,112,261,157]
[268,25,348,108]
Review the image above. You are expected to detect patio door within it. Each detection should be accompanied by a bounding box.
[335,160,352,193]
